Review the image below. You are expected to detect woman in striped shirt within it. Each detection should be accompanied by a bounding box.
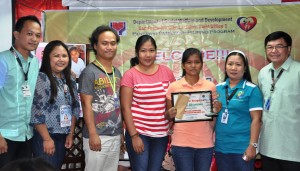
[121,35,175,171]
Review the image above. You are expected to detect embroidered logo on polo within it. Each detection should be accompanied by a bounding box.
[236,90,245,99]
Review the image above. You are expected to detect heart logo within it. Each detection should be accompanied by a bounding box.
[110,21,127,36]
[237,16,257,32]
[111,22,125,31]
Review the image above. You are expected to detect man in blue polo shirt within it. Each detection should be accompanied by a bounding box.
[0,15,41,168]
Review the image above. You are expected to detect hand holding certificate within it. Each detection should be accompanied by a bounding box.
[171,91,214,122]
[174,94,190,119]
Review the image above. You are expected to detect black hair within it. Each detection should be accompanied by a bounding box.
[130,56,139,68]
[264,31,292,47]
[0,158,57,171]
[89,25,120,55]
[130,35,157,67]
[181,48,203,77]
[224,51,252,83]
[40,40,76,104]
[69,46,79,53]
[14,15,41,32]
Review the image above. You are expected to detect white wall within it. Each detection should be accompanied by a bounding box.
[0,0,12,52]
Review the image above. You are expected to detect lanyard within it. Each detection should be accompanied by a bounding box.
[52,73,71,105]
[225,86,238,108]
[62,82,71,106]
[270,69,284,92]
[10,47,31,82]
[62,77,70,105]
[95,59,116,94]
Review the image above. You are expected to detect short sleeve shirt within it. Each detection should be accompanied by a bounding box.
[78,63,122,138]
[0,47,39,141]
[166,77,216,148]
[258,57,300,162]
[215,79,263,154]
[121,65,176,137]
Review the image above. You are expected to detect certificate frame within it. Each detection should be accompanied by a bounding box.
[171,91,213,122]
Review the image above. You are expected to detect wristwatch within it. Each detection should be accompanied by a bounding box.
[251,142,258,148]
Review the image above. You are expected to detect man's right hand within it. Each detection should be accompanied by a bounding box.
[89,134,101,151]
[0,136,8,154]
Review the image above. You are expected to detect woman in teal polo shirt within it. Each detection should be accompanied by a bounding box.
[215,50,263,171]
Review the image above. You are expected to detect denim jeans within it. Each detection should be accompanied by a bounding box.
[171,145,213,171]
[215,151,254,171]
[125,131,168,171]
[32,130,67,169]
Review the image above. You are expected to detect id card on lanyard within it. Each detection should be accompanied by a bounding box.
[264,69,284,111]
[221,108,229,124]
[60,105,72,127]
[59,79,72,127]
[21,84,31,97]
[95,59,120,108]
[10,47,32,97]
[221,87,238,124]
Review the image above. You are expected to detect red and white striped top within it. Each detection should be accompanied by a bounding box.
[121,65,176,137]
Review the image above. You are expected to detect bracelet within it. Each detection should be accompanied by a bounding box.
[131,132,139,139]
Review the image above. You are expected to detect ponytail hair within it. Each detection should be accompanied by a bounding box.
[130,56,139,68]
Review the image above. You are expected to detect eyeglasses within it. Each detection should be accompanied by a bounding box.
[265,45,288,51]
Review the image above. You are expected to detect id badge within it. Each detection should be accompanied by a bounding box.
[21,83,31,97]
[60,105,72,127]
[114,93,120,108]
[264,97,271,111]
[63,84,68,93]
[221,109,229,124]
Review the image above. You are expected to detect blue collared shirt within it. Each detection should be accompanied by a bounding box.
[0,47,39,141]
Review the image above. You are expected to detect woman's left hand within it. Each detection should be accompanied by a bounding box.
[65,133,74,149]
[243,145,257,161]
[165,107,177,120]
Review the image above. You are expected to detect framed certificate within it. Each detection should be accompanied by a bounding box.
[171,91,213,122]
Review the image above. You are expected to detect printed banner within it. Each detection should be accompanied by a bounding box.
[43,5,300,83]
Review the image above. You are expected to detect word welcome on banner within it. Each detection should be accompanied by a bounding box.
[43,5,300,83]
